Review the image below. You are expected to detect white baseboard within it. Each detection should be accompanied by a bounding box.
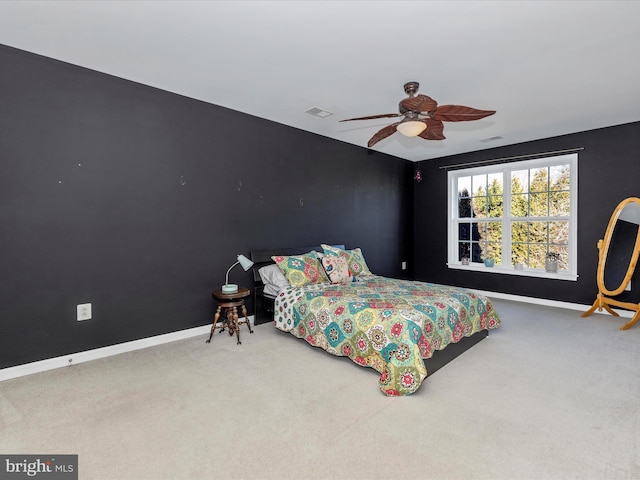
[0,316,255,382]
[0,292,630,383]
[474,289,634,318]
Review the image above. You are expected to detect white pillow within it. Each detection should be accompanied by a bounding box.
[259,264,289,296]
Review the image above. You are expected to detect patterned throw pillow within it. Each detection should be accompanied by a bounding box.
[321,244,372,277]
[271,252,330,287]
[321,254,353,284]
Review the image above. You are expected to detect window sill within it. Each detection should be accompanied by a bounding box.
[447,262,578,281]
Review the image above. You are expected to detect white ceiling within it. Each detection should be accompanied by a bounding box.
[1,1,639,162]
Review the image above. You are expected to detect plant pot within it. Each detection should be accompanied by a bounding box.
[545,260,558,273]
[484,259,495,267]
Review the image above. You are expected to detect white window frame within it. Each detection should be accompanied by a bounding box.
[447,153,578,281]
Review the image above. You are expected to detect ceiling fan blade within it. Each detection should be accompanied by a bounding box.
[399,94,438,113]
[368,122,400,147]
[340,113,402,122]
[431,105,496,122]
[418,119,445,140]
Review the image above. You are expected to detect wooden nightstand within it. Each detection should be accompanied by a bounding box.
[207,287,253,345]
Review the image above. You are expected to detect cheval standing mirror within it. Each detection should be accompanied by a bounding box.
[582,197,640,329]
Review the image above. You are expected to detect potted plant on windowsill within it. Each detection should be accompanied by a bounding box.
[545,252,560,273]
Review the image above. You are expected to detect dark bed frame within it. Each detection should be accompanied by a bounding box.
[250,246,488,377]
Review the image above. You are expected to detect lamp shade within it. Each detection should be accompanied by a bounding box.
[396,120,427,137]
[237,254,254,271]
[222,254,254,293]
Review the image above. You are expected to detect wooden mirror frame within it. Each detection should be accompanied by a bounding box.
[582,197,640,330]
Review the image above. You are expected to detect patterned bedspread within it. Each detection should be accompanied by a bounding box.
[274,275,501,396]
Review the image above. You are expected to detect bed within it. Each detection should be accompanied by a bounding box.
[251,245,501,396]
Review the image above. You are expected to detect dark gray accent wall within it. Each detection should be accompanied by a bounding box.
[0,45,413,369]
[413,121,640,306]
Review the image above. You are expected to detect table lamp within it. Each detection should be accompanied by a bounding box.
[222,254,254,293]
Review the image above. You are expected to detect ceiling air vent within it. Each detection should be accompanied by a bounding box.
[306,107,332,118]
[479,136,503,143]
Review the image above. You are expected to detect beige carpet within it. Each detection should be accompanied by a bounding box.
[1,299,639,480]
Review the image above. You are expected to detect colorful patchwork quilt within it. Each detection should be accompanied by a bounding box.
[274,275,501,396]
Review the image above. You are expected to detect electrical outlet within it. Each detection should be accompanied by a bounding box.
[77,303,92,321]
[401,261,407,270]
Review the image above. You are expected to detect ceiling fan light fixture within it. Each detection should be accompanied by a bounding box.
[397,120,427,137]
[342,81,495,148]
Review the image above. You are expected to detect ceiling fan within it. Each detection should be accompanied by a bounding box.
[341,82,496,148]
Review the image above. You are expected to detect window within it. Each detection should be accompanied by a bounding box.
[447,153,578,280]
